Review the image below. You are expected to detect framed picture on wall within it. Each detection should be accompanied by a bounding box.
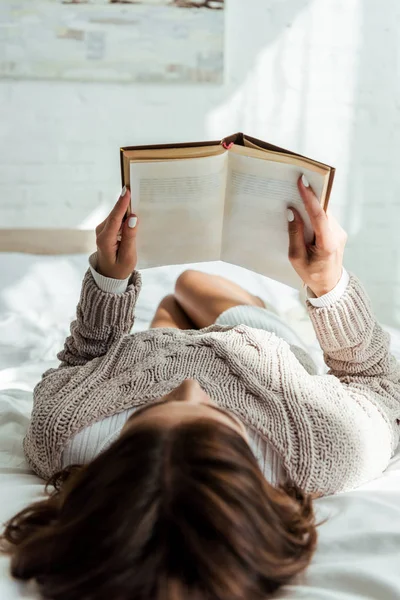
[0,0,225,83]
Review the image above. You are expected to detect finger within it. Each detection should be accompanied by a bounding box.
[104,188,131,239]
[118,213,138,265]
[298,175,331,249]
[97,209,127,238]
[287,207,307,263]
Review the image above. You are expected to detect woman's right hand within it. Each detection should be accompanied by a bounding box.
[95,187,139,280]
[287,176,348,297]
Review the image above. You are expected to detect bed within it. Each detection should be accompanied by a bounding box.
[1,246,400,599]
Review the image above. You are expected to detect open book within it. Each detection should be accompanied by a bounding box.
[120,132,335,288]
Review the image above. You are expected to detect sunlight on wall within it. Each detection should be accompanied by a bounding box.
[206,0,363,232]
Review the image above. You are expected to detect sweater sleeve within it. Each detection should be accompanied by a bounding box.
[56,267,142,368]
[305,274,400,486]
[24,269,141,479]
[307,274,400,384]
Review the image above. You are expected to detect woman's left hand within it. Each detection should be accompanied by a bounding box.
[287,176,347,297]
[95,187,138,279]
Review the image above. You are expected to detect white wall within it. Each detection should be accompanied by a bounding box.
[1,0,400,326]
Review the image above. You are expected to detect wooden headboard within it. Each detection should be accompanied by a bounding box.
[0,230,96,255]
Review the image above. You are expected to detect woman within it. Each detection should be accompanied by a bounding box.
[2,176,400,600]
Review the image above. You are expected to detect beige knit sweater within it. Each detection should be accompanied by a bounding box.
[24,269,400,495]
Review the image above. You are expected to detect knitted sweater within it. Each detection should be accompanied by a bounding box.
[24,269,400,495]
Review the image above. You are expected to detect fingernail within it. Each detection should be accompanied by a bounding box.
[120,185,127,197]
[287,209,295,222]
[128,216,137,229]
[301,174,310,188]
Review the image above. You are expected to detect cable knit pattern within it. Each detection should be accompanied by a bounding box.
[23,270,400,496]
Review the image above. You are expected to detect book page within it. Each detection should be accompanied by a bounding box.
[242,137,331,172]
[221,152,327,288]
[129,154,227,268]
[231,142,329,175]
[123,144,225,161]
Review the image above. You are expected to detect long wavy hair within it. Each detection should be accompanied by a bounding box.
[1,419,317,599]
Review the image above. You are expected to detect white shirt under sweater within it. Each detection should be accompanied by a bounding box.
[62,256,350,486]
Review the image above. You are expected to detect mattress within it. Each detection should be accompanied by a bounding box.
[1,252,400,599]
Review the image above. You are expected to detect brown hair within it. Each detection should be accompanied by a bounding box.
[1,419,317,599]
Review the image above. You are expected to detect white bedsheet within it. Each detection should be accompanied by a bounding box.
[1,253,400,600]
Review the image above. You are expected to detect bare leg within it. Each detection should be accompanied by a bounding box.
[150,294,197,329]
[174,270,265,329]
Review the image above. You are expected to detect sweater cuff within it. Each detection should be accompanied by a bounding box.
[80,266,142,331]
[306,274,375,351]
[307,269,350,308]
[89,252,130,295]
